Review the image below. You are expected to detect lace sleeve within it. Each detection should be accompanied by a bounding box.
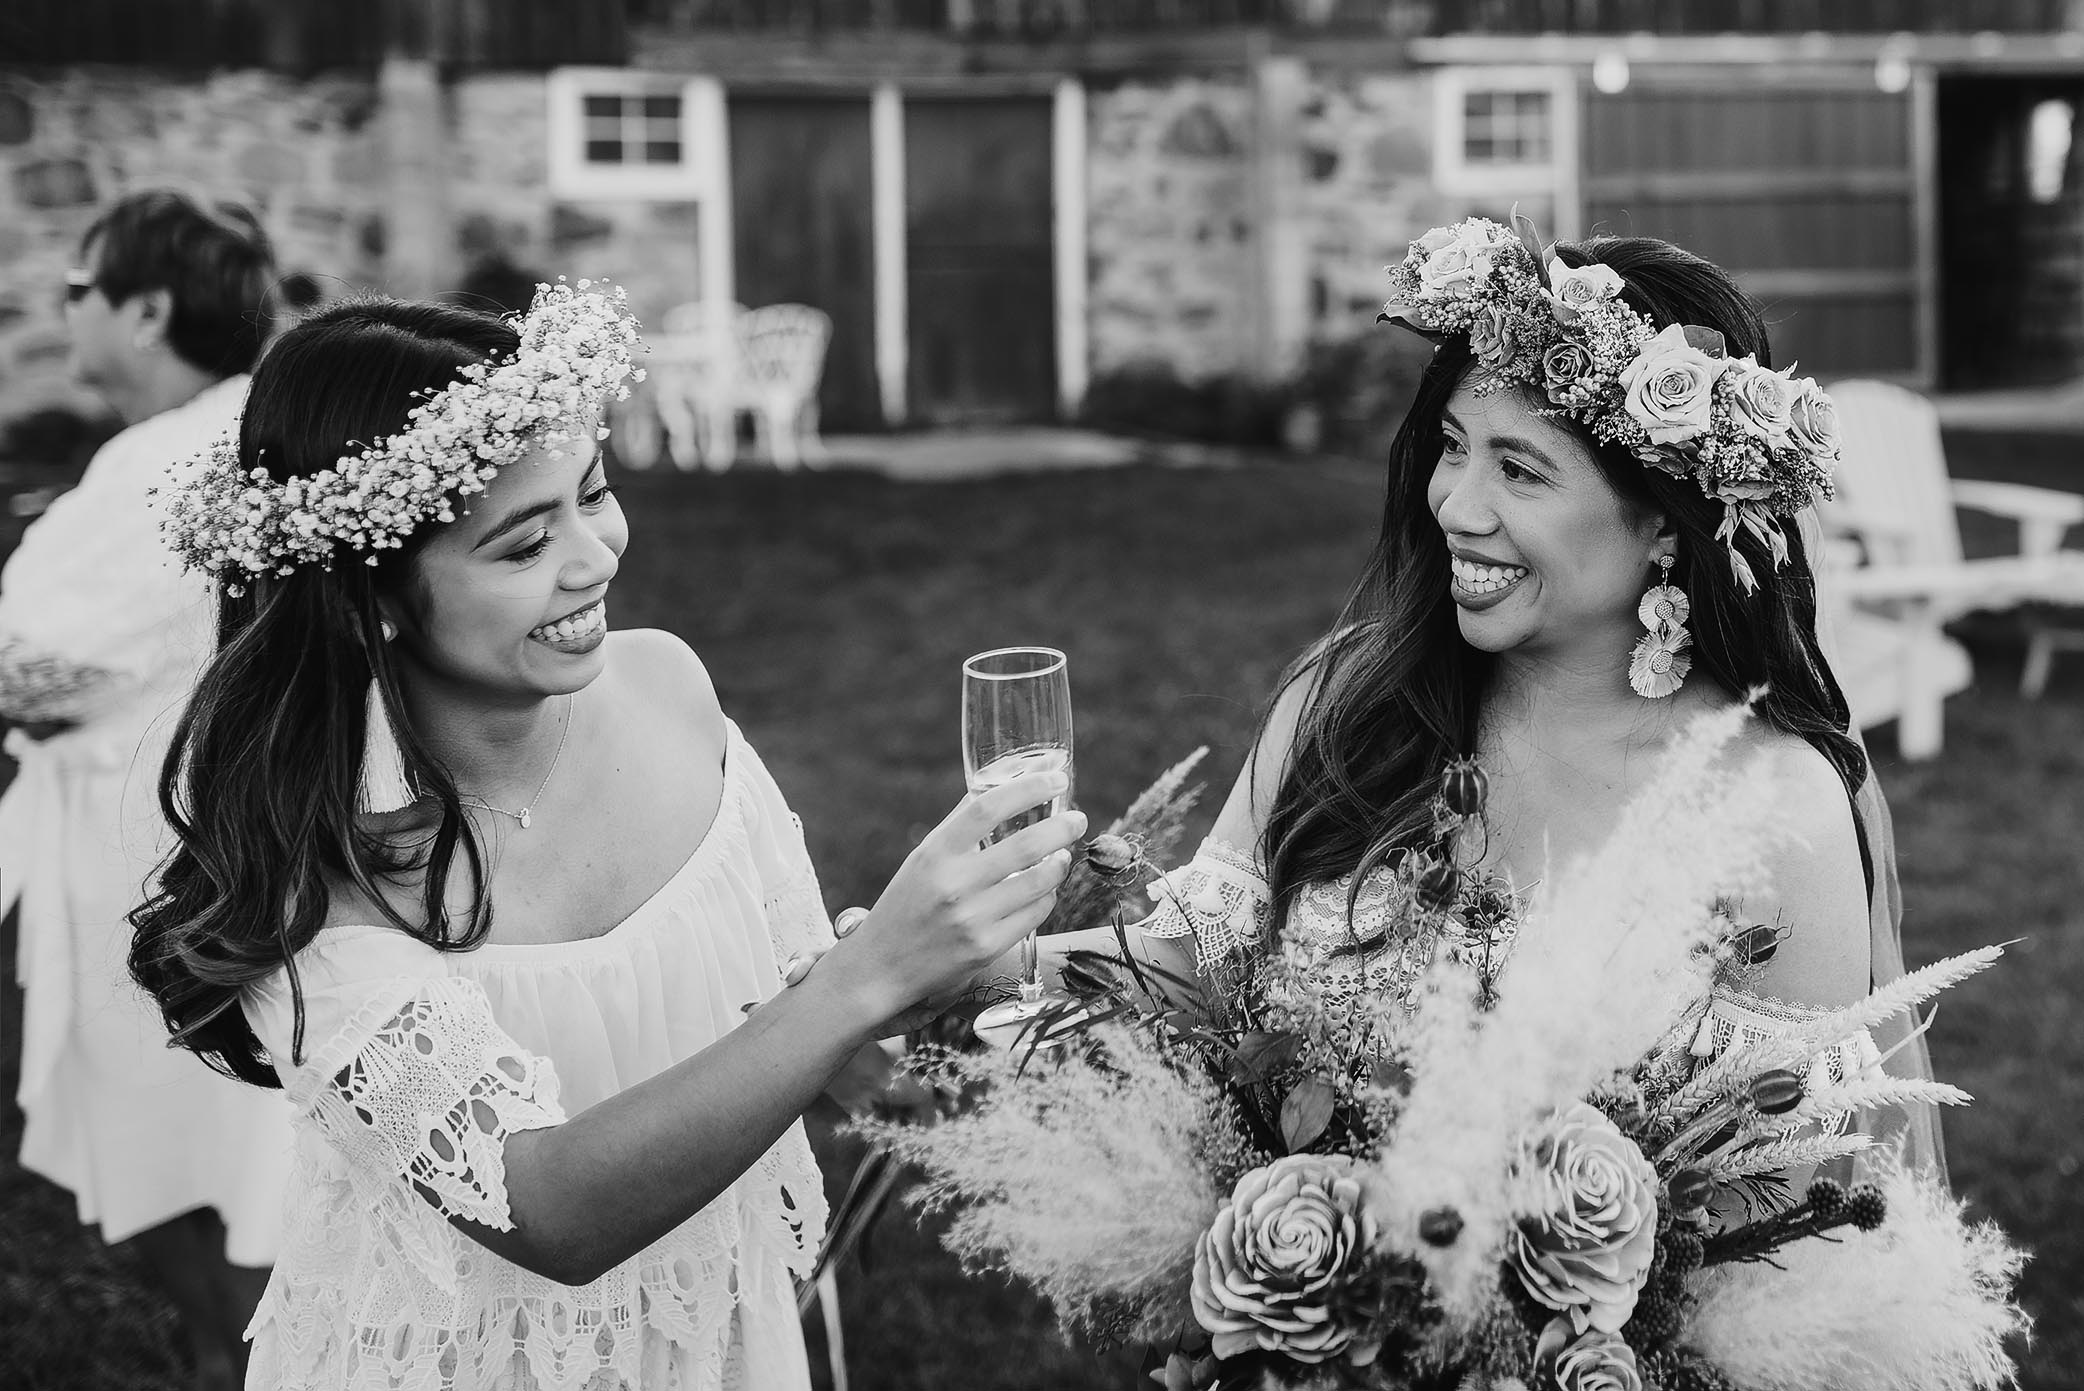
[0,632,123,723]
[762,810,836,971]
[1140,837,1275,974]
[296,976,566,1236]
[1689,986,1885,1096]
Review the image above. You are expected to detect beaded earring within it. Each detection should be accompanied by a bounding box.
[1629,555,1693,699]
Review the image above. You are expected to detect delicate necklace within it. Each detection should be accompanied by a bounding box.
[460,696,573,830]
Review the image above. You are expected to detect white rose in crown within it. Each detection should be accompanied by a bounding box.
[1785,377,1843,461]
[1545,259,1627,323]
[1507,1102,1660,1334]
[1417,238,1498,297]
[1723,357,1796,446]
[1619,324,1728,447]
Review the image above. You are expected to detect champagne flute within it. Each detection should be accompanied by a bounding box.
[962,646,1074,1049]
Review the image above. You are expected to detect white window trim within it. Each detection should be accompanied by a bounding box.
[547,68,720,201]
[1433,65,1579,234]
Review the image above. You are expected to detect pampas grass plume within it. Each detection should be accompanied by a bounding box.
[1375,704,1785,1318]
[1684,1163,2028,1391]
[859,1028,1221,1338]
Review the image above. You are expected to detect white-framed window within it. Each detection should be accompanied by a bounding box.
[547,69,723,200]
[1433,66,1577,204]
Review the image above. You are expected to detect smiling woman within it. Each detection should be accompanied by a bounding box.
[1124,226,1945,1196]
[124,287,1085,1391]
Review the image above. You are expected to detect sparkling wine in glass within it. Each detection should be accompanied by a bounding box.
[962,646,1073,1049]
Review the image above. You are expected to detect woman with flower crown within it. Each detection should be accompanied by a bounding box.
[1122,222,1943,1180]
[126,285,1085,1391]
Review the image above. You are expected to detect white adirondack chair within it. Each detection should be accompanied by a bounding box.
[1818,379,2084,758]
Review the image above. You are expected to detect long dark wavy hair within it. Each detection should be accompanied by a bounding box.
[129,298,522,1087]
[1259,236,1869,927]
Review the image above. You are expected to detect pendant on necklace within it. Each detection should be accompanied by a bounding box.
[519,808,532,830]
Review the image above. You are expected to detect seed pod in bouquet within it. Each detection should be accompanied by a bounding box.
[1418,1206,1465,1247]
[1746,1070,1805,1116]
[1805,1177,1846,1220]
[1085,832,1142,882]
[1439,758,1490,817]
[1844,1183,1888,1232]
[1667,1168,1715,1215]
[1414,858,1460,914]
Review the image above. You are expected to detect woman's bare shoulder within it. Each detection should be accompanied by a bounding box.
[1726,723,1870,1008]
[600,628,725,745]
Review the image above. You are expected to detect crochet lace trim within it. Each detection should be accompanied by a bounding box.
[255,976,825,1391]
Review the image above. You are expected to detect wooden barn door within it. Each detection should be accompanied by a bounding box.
[1582,73,1928,384]
[904,96,1057,423]
[1937,76,2084,389]
[728,94,878,430]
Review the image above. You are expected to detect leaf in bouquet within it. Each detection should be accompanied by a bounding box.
[1229,1030,1306,1084]
[799,1149,905,1312]
[1279,1074,1338,1152]
[1061,949,1128,997]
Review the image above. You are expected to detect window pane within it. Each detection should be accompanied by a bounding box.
[642,95,681,121]
[585,115,624,142]
[585,139,625,164]
[583,94,623,121]
[1464,88,1551,165]
[643,140,683,164]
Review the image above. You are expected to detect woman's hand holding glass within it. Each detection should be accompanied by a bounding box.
[811,768,1085,1036]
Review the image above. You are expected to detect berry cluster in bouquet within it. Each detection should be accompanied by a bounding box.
[859,708,2027,1391]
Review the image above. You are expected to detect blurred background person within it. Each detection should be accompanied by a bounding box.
[0,188,294,1391]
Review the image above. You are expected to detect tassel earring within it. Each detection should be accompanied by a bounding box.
[1629,555,1693,699]
[357,618,415,814]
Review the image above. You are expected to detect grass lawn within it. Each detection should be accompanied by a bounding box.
[1,448,2077,1389]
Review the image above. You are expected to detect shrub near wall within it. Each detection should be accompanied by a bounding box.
[1077,360,1293,449]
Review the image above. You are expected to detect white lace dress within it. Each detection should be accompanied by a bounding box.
[1142,837,1881,1089]
[0,373,293,1260]
[240,721,833,1391]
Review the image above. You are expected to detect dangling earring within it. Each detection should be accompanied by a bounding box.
[1629,555,1693,699]
[357,618,415,813]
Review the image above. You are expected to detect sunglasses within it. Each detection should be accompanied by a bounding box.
[62,268,97,305]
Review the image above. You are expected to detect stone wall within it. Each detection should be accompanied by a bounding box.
[1084,66,1449,386]
[1085,76,1260,383]
[0,68,711,444]
[0,69,388,428]
[0,57,1461,438]
[1298,70,1447,341]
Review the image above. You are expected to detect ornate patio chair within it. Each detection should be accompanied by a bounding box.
[733,303,832,472]
[649,301,748,472]
[1818,378,2084,758]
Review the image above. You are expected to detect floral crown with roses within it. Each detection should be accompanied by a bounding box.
[1381,217,1841,591]
[157,278,645,595]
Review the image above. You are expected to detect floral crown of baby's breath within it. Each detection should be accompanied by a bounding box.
[1381,217,1842,591]
[158,277,646,594]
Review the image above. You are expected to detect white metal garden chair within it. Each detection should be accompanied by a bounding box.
[733,303,832,472]
[649,301,748,472]
[1817,378,2084,758]
[648,302,831,471]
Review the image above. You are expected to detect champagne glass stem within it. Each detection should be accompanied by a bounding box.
[1018,931,1041,1002]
